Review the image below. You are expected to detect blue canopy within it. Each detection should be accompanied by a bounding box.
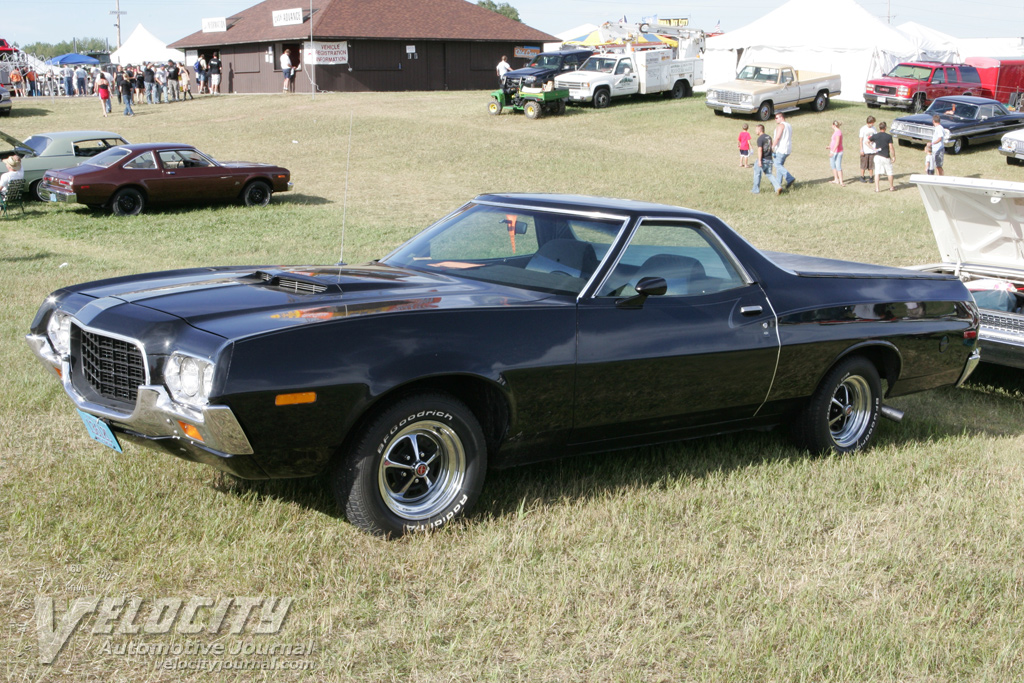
[46,53,100,65]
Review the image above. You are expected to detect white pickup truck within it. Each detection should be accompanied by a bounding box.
[704,63,842,121]
[554,46,704,108]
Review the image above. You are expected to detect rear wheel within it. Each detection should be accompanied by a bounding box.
[332,392,488,537]
[792,356,881,454]
[593,88,611,109]
[242,180,272,207]
[524,100,541,119]
[30,179,46,201]
[757,101,774,121]
[668,80,687,99]
[111,187,144,216]
[813,91,829,112]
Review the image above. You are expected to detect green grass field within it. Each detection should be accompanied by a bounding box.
[4,91,1024,682]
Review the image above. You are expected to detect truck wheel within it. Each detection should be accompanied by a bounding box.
[593,88,611,109]
[791,356,881,454]
[524,100,541,119]
[669,80,689,99]
[951,137,965,154]
[554,99,566,116]
[332,392,487,537]
[757,101,774,121]
[866,102,881,109]
[813,91,829,112]
[911,94,926,113]
[487,98,502,115]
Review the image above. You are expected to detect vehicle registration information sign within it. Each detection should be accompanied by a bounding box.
[77,409,122,452]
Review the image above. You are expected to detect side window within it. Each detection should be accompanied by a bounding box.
[782,69,794,84]
[959,66,981,84]
[615,59,633,75]
[123,152,156,170]
[178,149,213,168]
[598,221,747,297]
[931,69,945,84]
[73,139,113,157]
[158,151,185,169]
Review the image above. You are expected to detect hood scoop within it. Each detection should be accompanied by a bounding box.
[253,270,338,295]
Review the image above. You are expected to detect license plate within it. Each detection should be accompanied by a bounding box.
[877,97,887,103]
[77,409,122,453]
[49,193,57,202]
[723,106,732,114]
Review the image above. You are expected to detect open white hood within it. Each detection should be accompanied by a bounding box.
[913,174,1024,276]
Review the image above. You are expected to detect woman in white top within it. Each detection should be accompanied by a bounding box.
[0,155,24,198]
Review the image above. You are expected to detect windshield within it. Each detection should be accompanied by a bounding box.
[383,202,625,296]
[927,100,979,119]
[84,146,132,168]
[886,64,932,81]
[736,65,779,83]
[579,56,618,73]
[527,54,563,69]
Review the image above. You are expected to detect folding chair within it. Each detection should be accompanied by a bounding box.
[1,178,25,217]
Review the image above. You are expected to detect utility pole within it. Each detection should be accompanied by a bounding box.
[110,0,127,48]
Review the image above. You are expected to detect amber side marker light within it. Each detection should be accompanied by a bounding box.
[276,392,317,406]
[177,421,204,441]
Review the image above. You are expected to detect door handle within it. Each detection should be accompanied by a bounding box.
[740,305,763,316]
[166,171,175,175]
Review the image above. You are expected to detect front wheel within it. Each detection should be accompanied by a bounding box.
[332,392,488,537]
[523,100,541,119]
[487,98,502,115]
[593,88,611,109]
[950,137,965,154]
[111,187,144,216]
[791,356,881,454]
[757,101,774,121]
[911,94,927,113]
[242,180,272,207]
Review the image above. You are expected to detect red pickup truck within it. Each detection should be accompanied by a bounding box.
[864,61,989,112]
[0,39,17,54]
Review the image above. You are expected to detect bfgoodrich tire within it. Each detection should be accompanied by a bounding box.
[332,392,487,537]
[792,356,881,454]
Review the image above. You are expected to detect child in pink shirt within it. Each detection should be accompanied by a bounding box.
[738,124,751,168]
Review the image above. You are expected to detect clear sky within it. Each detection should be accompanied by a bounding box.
[3,0,1019,53]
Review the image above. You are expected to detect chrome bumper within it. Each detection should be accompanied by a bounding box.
[955,348,982,387]
[43,188,77,203]
[25,333,253,457]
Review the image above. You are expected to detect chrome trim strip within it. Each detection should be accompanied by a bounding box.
[956,348,982,387]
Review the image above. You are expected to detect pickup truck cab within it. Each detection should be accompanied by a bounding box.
[704,63,842,121]
[554,47,703,108]
[864,62,987,112]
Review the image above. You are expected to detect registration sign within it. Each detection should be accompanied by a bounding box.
[77,409,122,453]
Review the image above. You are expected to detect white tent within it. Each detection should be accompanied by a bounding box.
[896,21,960,63]
[702,0,919,102]
[110,24,184,65]
[958,37,1024,59]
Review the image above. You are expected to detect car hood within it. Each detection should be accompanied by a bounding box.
[0,129,34,156]
[66,263,555,339]
[708,79,774,95]
[913,174,1024,274]
[505,66,553,80]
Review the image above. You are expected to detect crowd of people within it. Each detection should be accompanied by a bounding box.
[742,110,950,195]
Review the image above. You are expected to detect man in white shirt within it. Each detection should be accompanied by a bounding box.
[281,49,293,93]
[858,115,877,183]
[496,55,511,83]
[772,112,795,194]
[930,114,948,176]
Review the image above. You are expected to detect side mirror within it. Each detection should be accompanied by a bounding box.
[616,276,667,308]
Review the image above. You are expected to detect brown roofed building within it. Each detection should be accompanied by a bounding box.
[169,0,557,93]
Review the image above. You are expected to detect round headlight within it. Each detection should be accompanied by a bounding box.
[164,352,216,408]
[46,312,72,356]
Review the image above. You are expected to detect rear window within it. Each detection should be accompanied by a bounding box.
[958,66,982,84]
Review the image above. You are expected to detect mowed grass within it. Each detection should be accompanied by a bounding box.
[4,91,1024,682]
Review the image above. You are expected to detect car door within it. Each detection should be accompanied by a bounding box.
[612,58,636,97]
[778,68,799,108]
[572,219,780,446]
[155,148,232,201]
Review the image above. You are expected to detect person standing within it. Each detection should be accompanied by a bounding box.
[772,111,795,194]
[858,115,877,183]
[166,61,179,101]
[208,52,222,95]
[924,142,935,175]
[9,67,23,97]
[120,71,134,116]
[870,121,896,192]
[61,65,73,97]
[25,67,37,96]
[930,114,948,176]
[828,120,844,186]
[280,49,293,93]
[155,64,168,103]
[74,65,87,95]
[195,55,207,94]
[738,123,751,168]
[143,63,155,104]
[95,72,111,116]
[751,124,780,194]
[496,55,511,83]
[179,63,193,100]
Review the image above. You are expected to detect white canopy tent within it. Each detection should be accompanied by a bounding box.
[702,0,919,101]
[896,21,961,63]
[110,24,185,65]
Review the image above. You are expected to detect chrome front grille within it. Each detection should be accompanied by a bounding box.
[78,328,146,403]
[899,123,933,138]
[714,91,746,105]
[874,85,898,95]
[982,311,1024,334]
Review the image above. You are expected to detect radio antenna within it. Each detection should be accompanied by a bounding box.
[338,111,353,265]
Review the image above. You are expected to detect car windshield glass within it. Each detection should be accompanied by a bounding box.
[580,56,617,73]
[382,202,625,296]
[928,101,978,119]
[887,65,932,80]
[21,136,51,156]
[527,55,562,68]
[85,147,132,168]
[736,66,778,83]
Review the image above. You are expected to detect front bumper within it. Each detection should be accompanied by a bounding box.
[864,93,913,108]
[704,100,757,115]
[26,332,263,478]
[999,140,1024,160]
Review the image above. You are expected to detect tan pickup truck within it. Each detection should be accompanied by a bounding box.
[704,63,842,120]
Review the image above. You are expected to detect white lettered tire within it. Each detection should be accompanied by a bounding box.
[333,392,487,537]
